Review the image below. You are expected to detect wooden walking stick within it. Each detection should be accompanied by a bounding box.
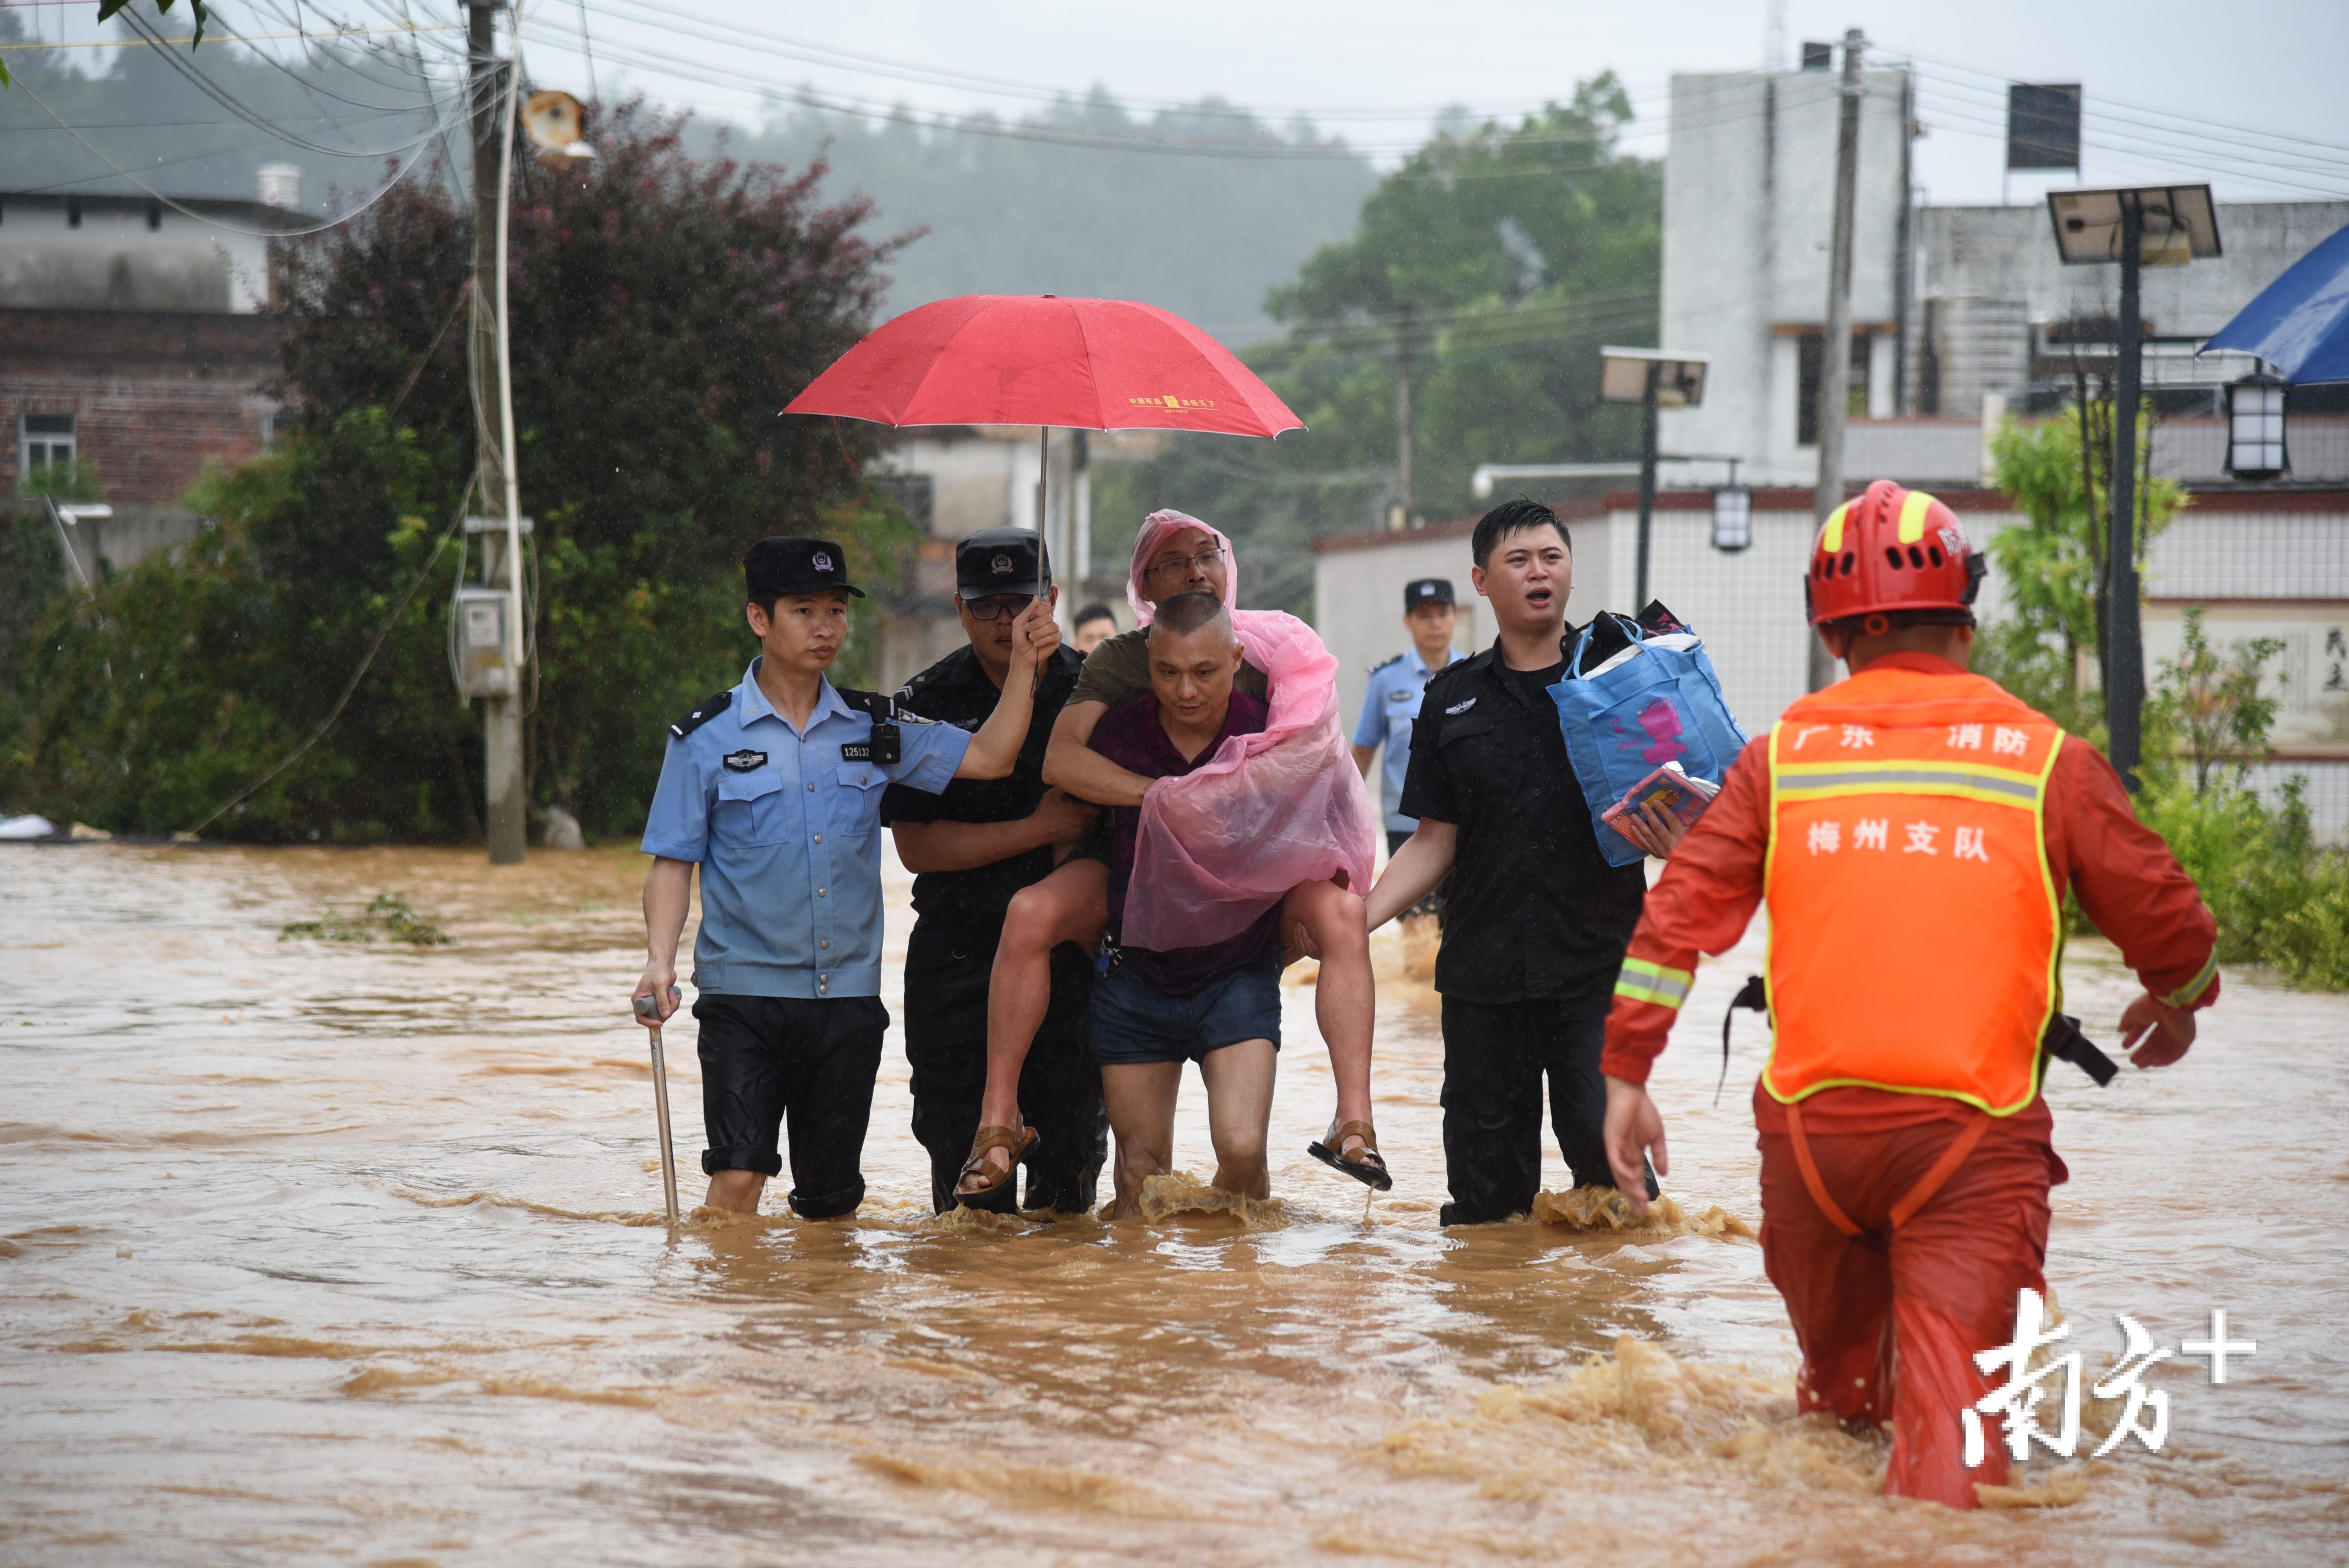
[634,988,683,1223]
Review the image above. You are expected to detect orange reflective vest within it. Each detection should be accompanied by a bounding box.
[1761,668,2064,1116]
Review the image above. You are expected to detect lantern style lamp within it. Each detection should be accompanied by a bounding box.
[2225,372,2288,481]
[1711,482,1752,552]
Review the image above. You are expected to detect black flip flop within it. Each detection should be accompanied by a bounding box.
[1308,1120,1394,1192]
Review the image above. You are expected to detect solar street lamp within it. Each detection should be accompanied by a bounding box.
[2045,183,2221,790]
[2225,372,2288,481]
[1599,347,1710,609]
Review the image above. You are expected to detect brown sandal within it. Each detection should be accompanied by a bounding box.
[1308,1119,1393,1192]
[954,1123,1038,1214]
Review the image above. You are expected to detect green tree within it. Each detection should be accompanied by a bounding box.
[9,102,907,841]
[1094,76,1661,615]
[1974,410,2185,737]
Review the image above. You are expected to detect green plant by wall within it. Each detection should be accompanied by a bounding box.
[14,458,103,505]
[2133,616,2349,991]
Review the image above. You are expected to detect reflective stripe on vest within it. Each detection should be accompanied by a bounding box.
[1761,669,2065,1116]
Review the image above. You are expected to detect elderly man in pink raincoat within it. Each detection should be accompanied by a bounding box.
[948,510,1384,1211]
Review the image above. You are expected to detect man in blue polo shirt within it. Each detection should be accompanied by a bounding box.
[1351,577,1458,937]
[632,535,1061,1218]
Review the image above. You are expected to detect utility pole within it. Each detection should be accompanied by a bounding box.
[1808,27,1865,693]
[1635,360,1660,610]
[2106,193,2148,790]
[468,0,526,864]
[1394,307,1418,529]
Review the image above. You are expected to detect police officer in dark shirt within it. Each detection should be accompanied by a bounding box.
[882,529,1108,1213]
[1362,499,1657,1226]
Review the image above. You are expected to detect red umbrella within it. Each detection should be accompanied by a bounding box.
[783,294,1304,437]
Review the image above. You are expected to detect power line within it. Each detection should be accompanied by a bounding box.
[111,5,456,161]
[575,0,1593,127]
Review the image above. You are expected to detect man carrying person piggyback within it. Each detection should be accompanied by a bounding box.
[1083,591,1287,1217]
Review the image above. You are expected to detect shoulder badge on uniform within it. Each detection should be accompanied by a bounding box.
[839,686,936,727]
[1369,652,1404,675]
[831,686,885,719]
[669,689,734,739]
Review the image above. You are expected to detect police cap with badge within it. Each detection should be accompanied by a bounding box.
[744,535,866,601]
[671,535,906,762]
[955,527,1050,602]
[1405,577,1455,612]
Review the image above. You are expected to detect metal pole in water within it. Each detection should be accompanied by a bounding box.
[635,991,681,1223]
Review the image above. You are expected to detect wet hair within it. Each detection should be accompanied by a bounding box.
[1072,602,1118,631]
[1471,497,1571,568]
[1146,590,1234,645]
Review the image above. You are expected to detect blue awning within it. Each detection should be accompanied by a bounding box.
[2201,221,2349,385]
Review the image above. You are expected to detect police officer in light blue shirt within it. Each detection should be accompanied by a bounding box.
[633,535,1062,1220]
[1352,578,1462,837]
[1352,576,1459,923]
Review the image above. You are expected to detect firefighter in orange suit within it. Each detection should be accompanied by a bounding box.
[1599,480,2219,1510]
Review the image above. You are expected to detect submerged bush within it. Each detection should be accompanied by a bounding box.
[281,890,452,947]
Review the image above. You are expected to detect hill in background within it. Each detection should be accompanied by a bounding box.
[701,92,1377,345]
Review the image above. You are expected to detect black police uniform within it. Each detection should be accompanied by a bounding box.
[1398,635,1650,1225]
[879,530,1107,1213]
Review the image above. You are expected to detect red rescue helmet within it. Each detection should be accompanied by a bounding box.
[1804,479,1987,628]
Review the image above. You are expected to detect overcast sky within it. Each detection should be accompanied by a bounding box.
[499,0,2349,206]
[13,0,2346,206]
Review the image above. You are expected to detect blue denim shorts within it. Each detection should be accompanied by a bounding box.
[1090,960,1283,1066]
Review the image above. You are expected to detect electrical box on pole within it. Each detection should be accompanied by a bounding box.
[450,515,531,699]
[451,588,516,699]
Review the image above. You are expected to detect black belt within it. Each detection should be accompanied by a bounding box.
[1718,976,2117,1105]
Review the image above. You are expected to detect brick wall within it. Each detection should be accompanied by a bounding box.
[0,307,281,506]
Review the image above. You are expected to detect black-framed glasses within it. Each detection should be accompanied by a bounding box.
[962,594,1034,622]
[1144,546,1226,579]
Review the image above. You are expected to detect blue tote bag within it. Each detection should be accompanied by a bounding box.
[1548,615,1750,867]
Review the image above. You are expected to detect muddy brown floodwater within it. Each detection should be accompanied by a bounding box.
[2,842,2345,1565]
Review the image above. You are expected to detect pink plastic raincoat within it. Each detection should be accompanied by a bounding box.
[1118,511,1379,951]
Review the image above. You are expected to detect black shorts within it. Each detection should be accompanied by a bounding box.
[694,993,888,1219]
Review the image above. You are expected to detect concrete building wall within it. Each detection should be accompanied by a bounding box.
[1659,65,1912,488]
[2,498,206,581]
[0,194,280,314]
[1843,412,2349,488]
[1913,201,2349,417]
